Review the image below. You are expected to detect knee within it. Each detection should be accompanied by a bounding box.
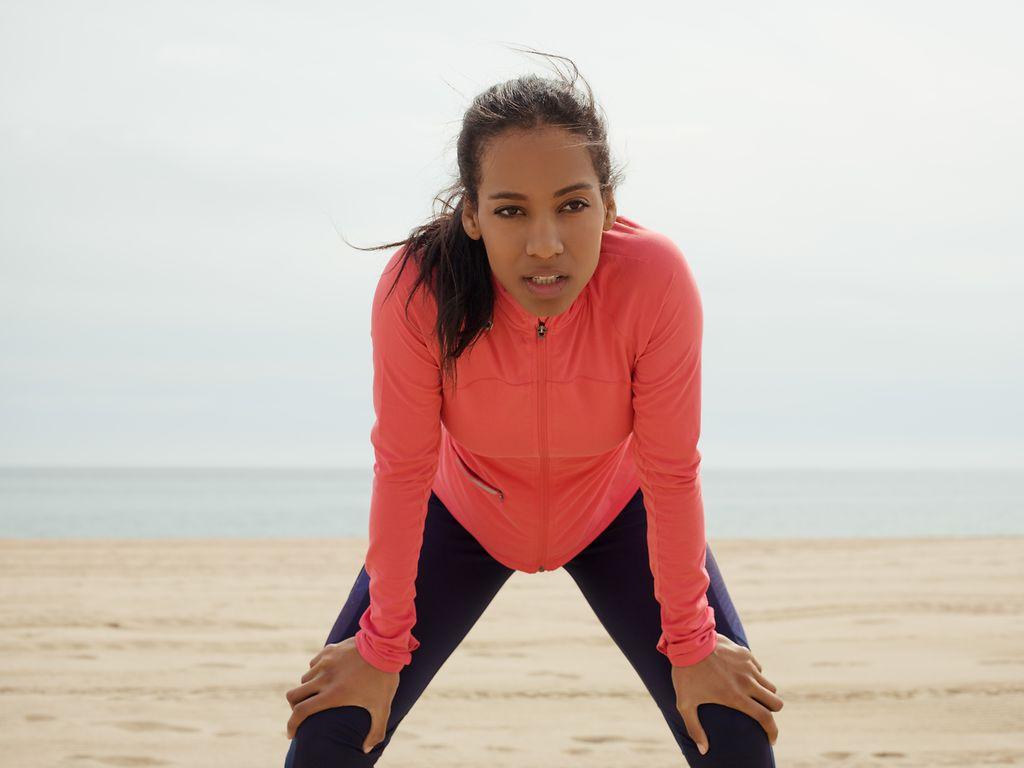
[291,706,380,767]
[689,703,774,766]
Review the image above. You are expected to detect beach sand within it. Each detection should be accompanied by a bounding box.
[1,535,1022,767]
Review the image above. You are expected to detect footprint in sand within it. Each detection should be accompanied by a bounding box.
[871,752,906,759]
[108,721,199,733]
[26,714,56,722]
[822,752,854,760]
[572,735,627,744]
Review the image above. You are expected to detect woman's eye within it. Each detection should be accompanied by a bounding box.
[494,200,589,218]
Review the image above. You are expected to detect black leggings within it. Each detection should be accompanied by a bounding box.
[284,488,776,767]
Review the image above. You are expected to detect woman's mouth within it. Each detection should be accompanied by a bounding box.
[522,274,569,297]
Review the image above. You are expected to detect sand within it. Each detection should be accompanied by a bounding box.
[1,535,1022,767]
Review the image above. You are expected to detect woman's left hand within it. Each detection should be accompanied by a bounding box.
[670,633,783,756]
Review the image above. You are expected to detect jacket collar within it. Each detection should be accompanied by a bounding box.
[490,269,589,334]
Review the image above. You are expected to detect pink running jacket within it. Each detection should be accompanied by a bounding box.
[354,215,717,673]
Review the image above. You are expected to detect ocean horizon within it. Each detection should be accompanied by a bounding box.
[0,466,1020,540]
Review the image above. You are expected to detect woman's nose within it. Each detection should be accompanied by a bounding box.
[525,224,564,259]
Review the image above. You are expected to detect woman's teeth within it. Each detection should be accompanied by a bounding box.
[527,275,564,285]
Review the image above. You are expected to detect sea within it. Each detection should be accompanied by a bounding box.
[0,466,1021,540]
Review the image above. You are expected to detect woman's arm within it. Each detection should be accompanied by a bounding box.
[355,248,443,673]
[630,238,717,668]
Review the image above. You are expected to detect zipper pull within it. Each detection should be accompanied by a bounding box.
[537,320,548,338]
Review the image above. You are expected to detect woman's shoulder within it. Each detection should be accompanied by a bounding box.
[597,216,699,304]
[588,216,702,346]
[371,242,439,335]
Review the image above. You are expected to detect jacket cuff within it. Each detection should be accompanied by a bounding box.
[354,629,408,674]
[659,623,718,667]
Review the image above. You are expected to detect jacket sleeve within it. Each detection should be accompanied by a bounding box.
[354,249,442,673]
[630,241,718,668]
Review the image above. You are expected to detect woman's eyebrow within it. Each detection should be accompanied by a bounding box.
[488,182,593,201]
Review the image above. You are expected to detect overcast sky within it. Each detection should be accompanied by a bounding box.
[1,1,1021,469]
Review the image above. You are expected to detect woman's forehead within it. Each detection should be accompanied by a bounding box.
[479,128,597,194]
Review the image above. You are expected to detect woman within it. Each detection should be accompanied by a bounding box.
[283,55,783,767]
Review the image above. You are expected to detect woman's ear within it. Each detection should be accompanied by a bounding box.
[462,199,482,240]
[602,194,617,230]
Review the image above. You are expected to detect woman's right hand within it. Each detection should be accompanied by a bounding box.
[285,636,400,754]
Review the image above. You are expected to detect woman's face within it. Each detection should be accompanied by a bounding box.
[461,125,616,318]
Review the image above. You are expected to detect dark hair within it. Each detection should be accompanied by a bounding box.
[349,47,626,391]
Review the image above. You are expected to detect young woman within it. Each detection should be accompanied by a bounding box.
[283,56,783,767]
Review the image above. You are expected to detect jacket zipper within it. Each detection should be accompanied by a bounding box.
[455,452,505,501]
[536,318,549,572]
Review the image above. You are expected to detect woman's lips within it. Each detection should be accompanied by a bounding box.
[522,275,569,297]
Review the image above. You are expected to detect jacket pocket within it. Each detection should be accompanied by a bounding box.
[454,452,505,501]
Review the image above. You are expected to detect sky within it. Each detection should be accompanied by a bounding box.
[1,1,1021,469]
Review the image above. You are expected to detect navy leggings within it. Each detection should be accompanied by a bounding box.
[284,488,776,767]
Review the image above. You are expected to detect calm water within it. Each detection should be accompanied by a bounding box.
[0,467,1021,539]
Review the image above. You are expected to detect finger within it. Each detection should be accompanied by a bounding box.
[748,680,785,712]
[300,661,325,685]
[362,705,391,755]
[746,651,763,673]
[678,706,709,757]
[739,698,778,745]
[308,648,327,668]
[750,665,776,693]
[286,695,325,740]
[285,679,320,708]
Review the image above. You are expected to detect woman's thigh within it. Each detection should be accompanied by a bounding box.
[285,490,515,768]
[562,488,776,767]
